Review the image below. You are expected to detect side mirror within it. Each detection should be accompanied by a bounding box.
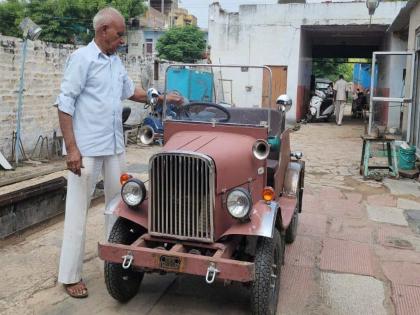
[146,88,160,106]
[276,94,292,112]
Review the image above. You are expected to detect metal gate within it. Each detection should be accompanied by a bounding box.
[369,51,416,143]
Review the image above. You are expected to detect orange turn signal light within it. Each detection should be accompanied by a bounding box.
[262,186,275,202]
[120,173,133,185]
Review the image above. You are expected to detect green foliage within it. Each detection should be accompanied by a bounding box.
[313,58,354,82]
[156,26,206,63]
[0,0,146,44]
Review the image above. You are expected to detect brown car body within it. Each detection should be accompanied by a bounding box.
[98,65,305,313]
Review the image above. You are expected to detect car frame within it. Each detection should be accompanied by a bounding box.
[98,64,305,315]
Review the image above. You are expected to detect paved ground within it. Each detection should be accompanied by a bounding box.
[1,115,420,314]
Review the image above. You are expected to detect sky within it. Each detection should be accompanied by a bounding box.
[180,0,358,28]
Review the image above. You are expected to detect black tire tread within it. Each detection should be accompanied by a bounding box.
[104,217,144,303]
[251,229,283,315]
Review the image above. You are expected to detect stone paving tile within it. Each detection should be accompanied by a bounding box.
[382,262,420,287]
[384,178,420,198]
[367,205,408,226]
[374,245,420,265]
[343,191,363,204]
[302,192,323,214]
[318,186,345,202]
[376,224,420,251]
[328,217,374,244]
[392,284,420,315]
[297,213,328,238]
[321,197,365,219]
[278,265,316,315]
[284,236,320,268]
[320,238,376,276]
[320,272,387,315]
[397,198,420,211]
[367,194,398,207]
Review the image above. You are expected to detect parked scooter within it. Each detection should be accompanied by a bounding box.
[306,89,334,122]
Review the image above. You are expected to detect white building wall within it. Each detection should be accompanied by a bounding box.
[208,1,407,121]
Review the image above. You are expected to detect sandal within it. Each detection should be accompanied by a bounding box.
[64,280,88,298]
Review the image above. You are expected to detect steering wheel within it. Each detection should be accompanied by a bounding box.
[178,102,231,123]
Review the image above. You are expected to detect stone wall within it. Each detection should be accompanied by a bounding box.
[0,35,157,160]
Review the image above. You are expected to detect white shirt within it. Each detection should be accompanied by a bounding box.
[56,41,135,156]
[333,79,348,101]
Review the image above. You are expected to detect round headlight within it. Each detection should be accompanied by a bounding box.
[121,179,146,207]
[226,188,252,219]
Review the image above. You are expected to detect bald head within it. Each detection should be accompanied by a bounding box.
[93,7,126,55]
[93,7,125,32]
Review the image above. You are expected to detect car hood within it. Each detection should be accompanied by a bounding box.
[163,131,266,193]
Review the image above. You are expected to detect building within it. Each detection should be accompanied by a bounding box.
[128,0,199,58]
[207,1,406,123]
[388,0,420,152]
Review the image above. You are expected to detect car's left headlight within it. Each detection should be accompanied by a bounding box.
[121,179,146,207]
[226,188,252,220]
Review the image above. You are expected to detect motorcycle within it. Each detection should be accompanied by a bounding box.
[306,89,334,122]
[138,88,180,145]
[351,90,367,119]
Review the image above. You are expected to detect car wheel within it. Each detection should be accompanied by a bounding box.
[105,217,145,302]
[250,228,284,315]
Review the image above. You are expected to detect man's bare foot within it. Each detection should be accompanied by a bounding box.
[64,280,88,298]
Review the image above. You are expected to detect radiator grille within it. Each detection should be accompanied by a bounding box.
[149,152,215,242]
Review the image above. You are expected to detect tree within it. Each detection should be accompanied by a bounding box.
[156,26,206,63]
[313,58,354,82]
[0,0,146,44]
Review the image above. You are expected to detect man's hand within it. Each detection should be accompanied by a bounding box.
[66,147,83,176]
[163,92,184,106]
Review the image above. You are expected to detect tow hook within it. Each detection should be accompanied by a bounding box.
[122,251,134,269]
[205,263,219,284]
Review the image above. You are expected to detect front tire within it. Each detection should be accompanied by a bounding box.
[250,228,284,315]
[105,218,146,302]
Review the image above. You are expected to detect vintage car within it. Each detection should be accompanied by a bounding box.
[98,65,305,315]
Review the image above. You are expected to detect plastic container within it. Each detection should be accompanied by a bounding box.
[398,145,417,170]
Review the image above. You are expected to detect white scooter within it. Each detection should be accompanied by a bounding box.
[306,90,334,122]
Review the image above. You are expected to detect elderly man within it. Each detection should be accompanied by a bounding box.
[333,74,348,126]
[56,7,182,298]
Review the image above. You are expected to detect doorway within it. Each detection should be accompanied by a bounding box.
[262,66,287,108]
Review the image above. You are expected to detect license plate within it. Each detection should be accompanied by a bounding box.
[159,255,182,270]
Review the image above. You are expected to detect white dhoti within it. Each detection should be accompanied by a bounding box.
[58,153,125,284]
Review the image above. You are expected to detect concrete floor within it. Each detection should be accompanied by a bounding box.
[1,115,420,315]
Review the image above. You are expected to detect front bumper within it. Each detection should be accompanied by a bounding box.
[98,235,255,283]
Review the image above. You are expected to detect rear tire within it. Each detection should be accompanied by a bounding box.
[105,218,146,302]
[250,228,284,315]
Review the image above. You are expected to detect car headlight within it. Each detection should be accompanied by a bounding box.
[226,188,252,220]
[121,179,146,207]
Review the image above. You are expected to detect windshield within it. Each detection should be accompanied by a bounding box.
[163,64,278,130]
[316,82,330,90]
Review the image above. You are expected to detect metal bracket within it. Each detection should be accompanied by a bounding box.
[205,263,219,284]
[122,251,134,269]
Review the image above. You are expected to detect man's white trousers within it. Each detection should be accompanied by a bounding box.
[58,153,125,284]
[335,100,346,125]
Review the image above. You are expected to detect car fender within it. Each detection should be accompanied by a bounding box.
[220,200,278,239]
[283,161,305,212]
[111,196,149,230]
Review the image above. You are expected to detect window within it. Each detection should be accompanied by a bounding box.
[146,38,153,55]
